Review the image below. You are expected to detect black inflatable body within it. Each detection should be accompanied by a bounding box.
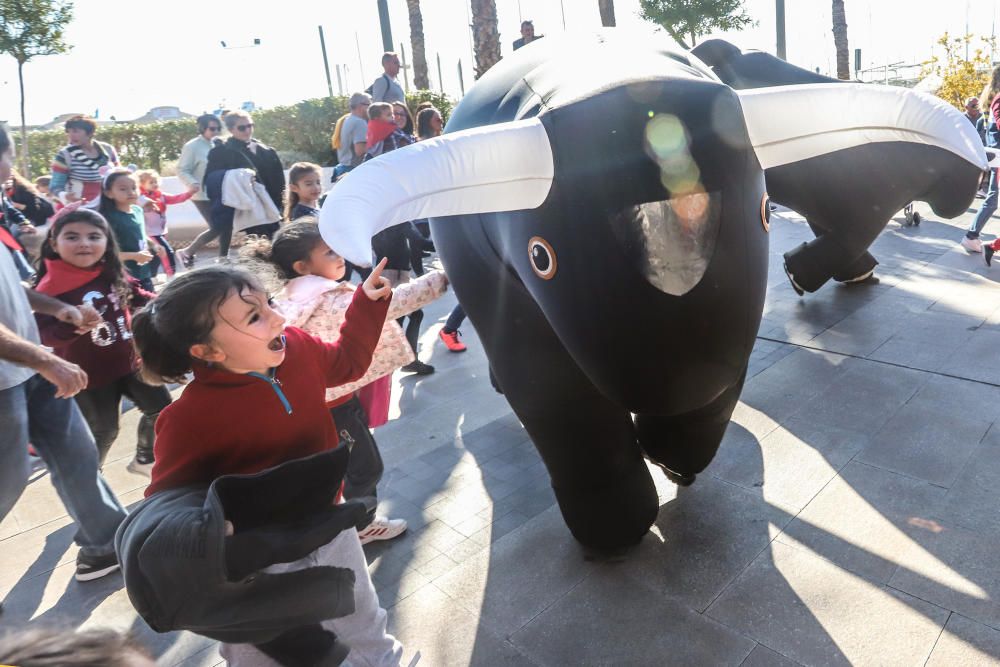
[694,40,985,293]
[321,31,986,550]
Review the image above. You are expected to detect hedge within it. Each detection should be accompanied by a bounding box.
[13,90,454,179]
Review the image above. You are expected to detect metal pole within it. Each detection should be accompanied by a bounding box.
[437,52,444,93]
[355,32,366,87]
[775,0,786,60]
[400,42,409,91]
[336,64,344,96]
[377,0,393,51]
[458,59,465,96]
[319,26,334,98]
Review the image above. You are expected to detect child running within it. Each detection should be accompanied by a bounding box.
[241,219,448,544]
[33,207,172,475]
[284,162,324,221]
[132,260,403,666]
[136,169,196,280]
[98,170,156,291]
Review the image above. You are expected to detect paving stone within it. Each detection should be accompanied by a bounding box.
[938,328,1000,385]
[434,507,595,636]
[387,584,535,666]
[888,521,1000,629]
[925,614,1000,666]
[868,334,968,373]
[777,461,948,583]
[787,360,924,435]
[855,403,988,488]
[934,436,1000,535]
[740,644,803,667]
[617,475,791,612]
[511,568,755,666]
[904,372,1000,422]
[708,417,868,511]
[707,541,950,667]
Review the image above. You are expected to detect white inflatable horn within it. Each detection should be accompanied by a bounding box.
[319,118,554,267]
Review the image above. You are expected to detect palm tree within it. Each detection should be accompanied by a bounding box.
[832,0,850,79]
[470,0,501,79]
[406,0,429,90]
[599,0,616,27]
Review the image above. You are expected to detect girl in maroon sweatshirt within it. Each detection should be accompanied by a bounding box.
[33,208,172,475]
[131,260,403,665]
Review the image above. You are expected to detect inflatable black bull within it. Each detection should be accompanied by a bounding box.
[320,31,986,550]
[693,39,988,294]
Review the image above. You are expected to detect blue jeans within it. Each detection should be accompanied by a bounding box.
[968,168,998,238]
[0,374,127,556]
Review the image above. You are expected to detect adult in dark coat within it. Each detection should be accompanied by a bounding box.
[204,110,285,241]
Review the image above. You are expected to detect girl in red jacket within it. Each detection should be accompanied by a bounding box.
[33,208,173,475]
[131,260,404,666]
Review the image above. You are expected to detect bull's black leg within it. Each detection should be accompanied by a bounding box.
[634,364,748,483]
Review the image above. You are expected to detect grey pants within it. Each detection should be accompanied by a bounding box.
[218,529,404,666]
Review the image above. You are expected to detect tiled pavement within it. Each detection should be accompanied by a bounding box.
[3,203,1000,665]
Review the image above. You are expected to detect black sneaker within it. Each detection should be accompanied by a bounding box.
[75,551,120,582]
[986,245,995,267]
[401,360,435,375]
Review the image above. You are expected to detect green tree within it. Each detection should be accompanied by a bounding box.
[638,0,754,49]
[0,0,74,177]
[922,33,996,111]
[832,0,849,79]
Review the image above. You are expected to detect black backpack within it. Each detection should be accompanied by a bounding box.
[364,73,391,99]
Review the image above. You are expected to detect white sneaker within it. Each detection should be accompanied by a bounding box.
[126,458,153,478]
[961,237,983,253]
[358,516,407,545]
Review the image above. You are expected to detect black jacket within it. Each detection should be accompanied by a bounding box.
[205,137,285,211]
[116,446,366,662]
[7,184,53,226]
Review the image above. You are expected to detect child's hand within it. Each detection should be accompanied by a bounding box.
[76,304,103,333]
[361,257,392,301]
[188,184,200,194]
[124,250,154,265]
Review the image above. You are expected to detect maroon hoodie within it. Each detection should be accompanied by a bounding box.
[34,259,155,389]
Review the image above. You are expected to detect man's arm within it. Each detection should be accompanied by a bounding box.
[24,286,102,332]
[0,320,88,397]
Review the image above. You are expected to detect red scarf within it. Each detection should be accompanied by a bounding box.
[366,119,399,147]
[0,226,21,252]
[35,258,103,296]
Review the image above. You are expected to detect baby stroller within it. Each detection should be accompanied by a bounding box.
[901,203,921,226]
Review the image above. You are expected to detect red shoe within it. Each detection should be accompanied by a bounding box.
[439,328,467,352]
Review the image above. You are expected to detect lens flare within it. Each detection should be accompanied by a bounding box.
[645,113,703,196]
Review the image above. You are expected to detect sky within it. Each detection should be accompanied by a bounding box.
[1,0,999,126]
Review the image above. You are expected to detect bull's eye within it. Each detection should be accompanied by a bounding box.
[761,193,771,232]
[528,237,557,280]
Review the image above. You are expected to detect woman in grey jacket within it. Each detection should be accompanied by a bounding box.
[174,114,222,267]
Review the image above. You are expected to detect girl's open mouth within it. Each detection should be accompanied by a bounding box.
[267,334,286,352]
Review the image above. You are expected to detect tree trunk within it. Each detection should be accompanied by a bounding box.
[407,0,430,90]
[17,60,29,178]
[832,0,850,80]
[598,0,616,27]
[470,0,501,79]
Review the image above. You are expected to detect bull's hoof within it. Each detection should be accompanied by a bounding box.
[783,262,805,296]
[653,462,697,487]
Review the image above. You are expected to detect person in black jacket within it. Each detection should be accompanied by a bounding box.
[203,110,285,242]
[6,170,54,227]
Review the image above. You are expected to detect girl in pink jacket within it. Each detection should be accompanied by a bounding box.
[241,219,448,545]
